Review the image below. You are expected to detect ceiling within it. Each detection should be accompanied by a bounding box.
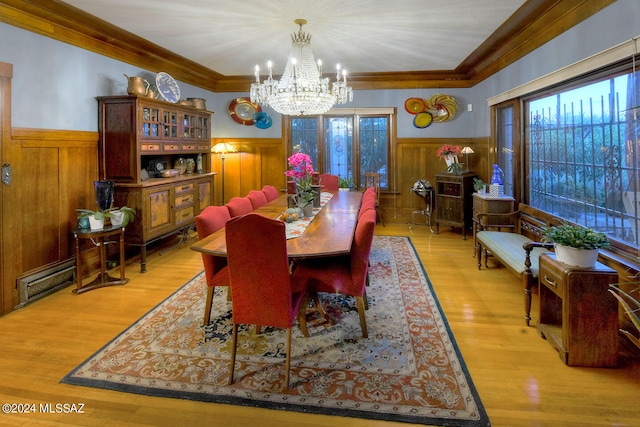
[61,0,526,77]
[0,0,614,91]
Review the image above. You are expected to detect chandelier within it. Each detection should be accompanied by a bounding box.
[250,19,353,116]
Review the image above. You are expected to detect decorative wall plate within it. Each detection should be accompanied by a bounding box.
[253,111,272,129]
[229,97,262,125]
[426,94,458,122]
[404,98,426,114]
[413,111,433,128]
[155,72,181,103]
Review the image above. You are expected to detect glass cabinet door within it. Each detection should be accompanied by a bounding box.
[163,110,179,139]
[141,105,161,139]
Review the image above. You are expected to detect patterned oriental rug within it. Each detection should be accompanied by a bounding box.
[62,236,490,426]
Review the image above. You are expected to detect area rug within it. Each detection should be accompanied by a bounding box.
[62,236,490,426]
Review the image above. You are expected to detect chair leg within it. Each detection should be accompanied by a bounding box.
[228,323,238,385]
[298,294,310,338]
[203,286,214,325]
[284,327,292,389]
[355,296,368,338]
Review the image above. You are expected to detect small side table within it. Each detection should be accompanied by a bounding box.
[409,187,434,231]
[73,225,129,294]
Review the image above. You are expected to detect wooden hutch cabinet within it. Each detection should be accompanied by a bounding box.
[435,171,477,240]
[97,95,215,272]
[537,253,618,367]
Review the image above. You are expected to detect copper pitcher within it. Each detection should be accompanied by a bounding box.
[124,74,150,96]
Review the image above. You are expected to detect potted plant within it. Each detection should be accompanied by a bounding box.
[110,206,136,227]
[541,223,611,268]
[76,208,114,230]
[338,176,353,191]
[473,178,484,193]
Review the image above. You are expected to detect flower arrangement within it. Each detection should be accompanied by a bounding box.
[436,144,463,159]
[286,152,317,208]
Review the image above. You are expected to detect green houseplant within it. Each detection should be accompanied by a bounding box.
[338,176,353,190]
[541,223,611,268]
[109,206,136,227]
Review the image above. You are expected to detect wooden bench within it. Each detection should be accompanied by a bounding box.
[475,204,560,325]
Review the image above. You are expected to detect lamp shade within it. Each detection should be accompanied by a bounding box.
[212,142,238,154]
[461,146,475,154]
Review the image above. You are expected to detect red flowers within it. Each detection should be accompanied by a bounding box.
[436,144,462,159]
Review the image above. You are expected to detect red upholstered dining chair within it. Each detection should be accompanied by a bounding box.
[225,213,309,389]
[294,209,377,338]
[261,185,279,202]
[247,189,268,209]
[358,192,376,220]
[319,173,339,191]
[364,172,385,226]
[195,205,232,325]
[226,196,253,217]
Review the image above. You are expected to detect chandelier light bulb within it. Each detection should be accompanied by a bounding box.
[249,18,353,116]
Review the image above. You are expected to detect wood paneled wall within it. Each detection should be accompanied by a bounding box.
[387,137,489,223]
[2,128,98,313]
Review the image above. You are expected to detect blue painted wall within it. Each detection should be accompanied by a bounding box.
[0,1,638,139]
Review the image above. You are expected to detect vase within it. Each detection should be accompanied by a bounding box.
[302,204,314,218]
[110,210,125,227]
[94,180,115,211]
[555,244,599,268]
[444,155,456,168]
[88,214,104,230]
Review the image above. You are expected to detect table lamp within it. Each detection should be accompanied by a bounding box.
[461,146,474,171]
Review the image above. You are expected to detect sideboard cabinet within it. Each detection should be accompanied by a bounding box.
[435,171,477,240]
[97,96,215,272]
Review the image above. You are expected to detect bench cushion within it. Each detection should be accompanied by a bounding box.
[477,231,550,277]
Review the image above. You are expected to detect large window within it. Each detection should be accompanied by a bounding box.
[522,60,640,249]
[287,108,394,190]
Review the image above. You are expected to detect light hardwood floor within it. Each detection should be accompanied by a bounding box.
[0,224,638,426]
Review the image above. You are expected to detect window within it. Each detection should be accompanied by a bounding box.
[522,60,640,250]
[286,108,394,190]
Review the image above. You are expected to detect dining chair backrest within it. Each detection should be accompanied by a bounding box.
[319,174,339,191]
[262,185,279,202]
[226,196,253,217]
[364,173,381,204]
[358,195,376,220]
[195,205,231,239]
[247,189,268,209]
[195,206,232,283]
[350,209,377,294]
[225,213,295,328]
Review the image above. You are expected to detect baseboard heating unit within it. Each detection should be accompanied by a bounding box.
[17,259,75,307]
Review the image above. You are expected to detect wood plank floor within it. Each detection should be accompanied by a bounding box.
[0,224,638,426]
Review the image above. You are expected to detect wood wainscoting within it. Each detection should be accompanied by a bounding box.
[1,128,99,314]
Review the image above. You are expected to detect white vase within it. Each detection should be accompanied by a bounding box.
[88,214,104,230]
[444,155,456,168]
[110,210,125,227]
[555,244,599,268]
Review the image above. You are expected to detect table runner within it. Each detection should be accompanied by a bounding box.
[284,192,333,239]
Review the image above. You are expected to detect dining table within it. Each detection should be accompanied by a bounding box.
[190,190,364,259]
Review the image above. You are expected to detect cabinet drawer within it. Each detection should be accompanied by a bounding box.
[164,143,180,151]
[540,266,564,297]
[175,206,194,224]
[175,183,195,194]
[141,143,161,152]
[197,144,210,151]
[181,143,197,151]
[175,193,194,207]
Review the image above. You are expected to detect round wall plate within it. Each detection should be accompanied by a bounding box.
[229,97,262,125]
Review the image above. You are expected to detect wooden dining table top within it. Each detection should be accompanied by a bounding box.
[190,190,363,258]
